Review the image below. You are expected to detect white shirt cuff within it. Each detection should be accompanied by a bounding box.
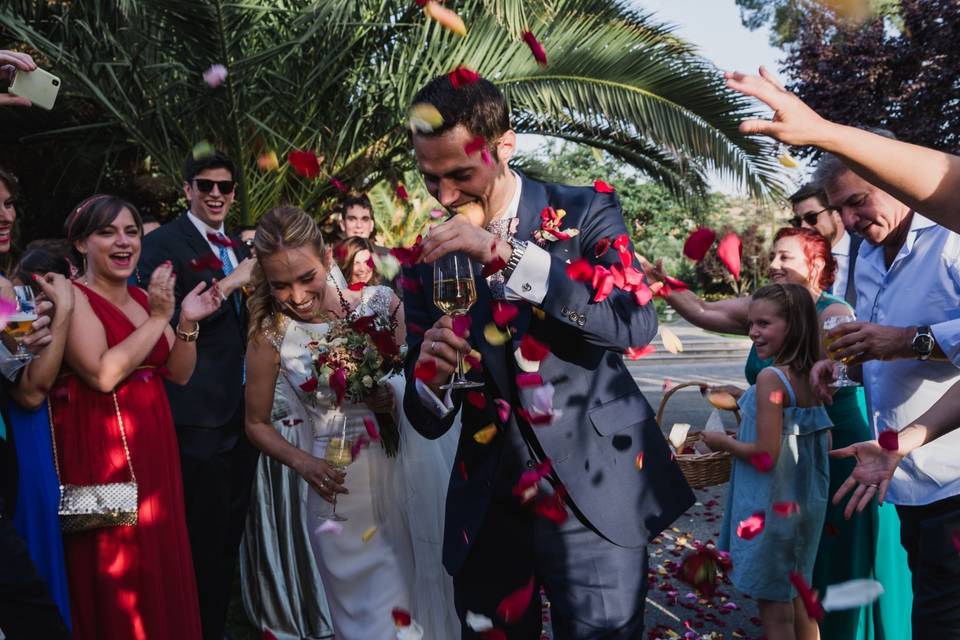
[0,342,27,381]
[932,321,960,367]
[505,242,550,305]
[414,378,455,418]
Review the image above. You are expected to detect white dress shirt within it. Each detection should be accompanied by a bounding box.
[831,231,851,299]
[416,171,551,416]
[187,210,238,270]
[855,213,960,505]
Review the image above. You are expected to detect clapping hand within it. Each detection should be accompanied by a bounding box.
[180,281,224,323]
[147,262,176,321]
[1,50,37,108]
[830,441,903,518]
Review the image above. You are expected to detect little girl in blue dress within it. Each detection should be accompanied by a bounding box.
[702,283,832,640]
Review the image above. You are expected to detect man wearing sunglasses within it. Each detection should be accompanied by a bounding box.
[137,150,258,640]
[789,182,861,307]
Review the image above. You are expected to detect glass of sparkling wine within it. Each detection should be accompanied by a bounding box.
[323,414,353,522]
[823,315,859,388]
[433,252,483,390]
[4,286,37,362]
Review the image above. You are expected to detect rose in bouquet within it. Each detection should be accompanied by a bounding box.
[308,312,405,455]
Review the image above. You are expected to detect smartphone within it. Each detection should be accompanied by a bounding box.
[9,67,61,111]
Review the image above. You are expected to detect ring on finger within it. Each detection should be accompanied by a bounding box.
[430,340,439,354]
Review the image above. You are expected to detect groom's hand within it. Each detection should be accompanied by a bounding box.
[417,315,471,397]
[418,215,511,266]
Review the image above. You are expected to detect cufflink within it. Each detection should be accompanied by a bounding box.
[522,283,532,292]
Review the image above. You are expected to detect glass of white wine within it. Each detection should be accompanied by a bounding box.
[323,414,353,522]
[433,252,483,390]
[823,315,859,388]
[4,286,37,363]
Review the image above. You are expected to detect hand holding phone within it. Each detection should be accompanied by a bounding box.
[0,50,38,108]
[9,65,60,111]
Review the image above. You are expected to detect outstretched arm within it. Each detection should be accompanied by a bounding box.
[726,66,960,234]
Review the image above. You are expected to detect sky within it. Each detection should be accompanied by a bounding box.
[516,0,789,193]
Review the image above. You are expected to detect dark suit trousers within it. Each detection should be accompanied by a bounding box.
[454,492,648,640]
[898,495,960,638]
[177,406,259,640]
[0,513,69,639]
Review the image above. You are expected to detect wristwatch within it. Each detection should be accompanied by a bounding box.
[912,325,935,360]
[502,237,528,280]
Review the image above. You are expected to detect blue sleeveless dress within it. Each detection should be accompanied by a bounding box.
[719,366,832,601]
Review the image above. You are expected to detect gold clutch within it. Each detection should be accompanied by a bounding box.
[50,391,139,534]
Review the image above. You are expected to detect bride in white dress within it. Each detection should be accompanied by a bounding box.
[244,207,459,639]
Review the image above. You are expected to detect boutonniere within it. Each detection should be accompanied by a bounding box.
[532,206,579,247]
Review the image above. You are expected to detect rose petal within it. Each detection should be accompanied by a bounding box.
[318,519,343,535]
[263,629,279,640]
[521,30,547,66]
[363,416,380,441]
[414,359,437,382]
[592,269,615,303]
[483,323,512,346]
[660,327,684,354]
[288,150,321,179]
[481,257,507,278]
[772,501,800,517]
[878,429,899,452]
[519,334,549,361]
[392,607,412,628]
[423,1,467,36]
[821,579,885,611]
[452,314,472,338]
[683,227,716,262]
[790,571,825,621]
[565,258,594,282]
[516,373,543,388]
[625,345,655,360]
[717,232,742,281]
[466,611,494,632]
[256,150,279,171]
[635,452,644,469]
[389,237,424,267]
[300,377,319,393]
[749,451,774,473]
[464,352,483,373]
[464,135,487,157]
[329,368,347,405]
[496,576,536,623]
[429,208,445,219]
[189,253,224,272]
[491,301,519,327]
[350,435,370,461]
[330,177,348,193]
[408,102,444,133]
[593,238,611,258]
[736,512,765,540]
[395,184,409,201]
[473,424,498,444]
[533,489,568,524]
[495,398,511,422]
[593,180,615,193]
[448,65,480,89]
[348,282,365,292]
[361,525,378,543]
[202,63,228,88]
[466,391,487,409]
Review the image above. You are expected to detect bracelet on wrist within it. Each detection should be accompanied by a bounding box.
[175,321,200,342]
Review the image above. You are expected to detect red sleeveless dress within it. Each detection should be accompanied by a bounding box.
[50,284,201,639]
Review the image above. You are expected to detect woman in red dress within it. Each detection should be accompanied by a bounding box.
[49,195,222,639]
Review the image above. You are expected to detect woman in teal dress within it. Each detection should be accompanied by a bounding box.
[643,226,911,639]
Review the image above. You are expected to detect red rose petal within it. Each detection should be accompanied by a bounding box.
[717,232,742,281]
[789,571,825,621]
[772,501,800,517]
[395,184,409,201]
[350,435,370,461]
[565,258,594,282]
[515,407,555,426]
[480,630,507,640]
[464,352,483,373]
[263,630,279,640]
[519,334,549,361]
[299,377,319,393]
[736,511,765,540]
[749,451,774,473]
[448,65,480,89]
[593,238,611,258]
[330,177,348,193]
[516,373,543,388]
[481,257,507,278]
[398,276,421,294]
[466,391,487,409]
[189,253,224,272]
[625,345,655,360]
[329,368,347,405]
[363,416,380,441]
[206,232,236,248]
[452,314,472,338]
[348,282,365,292]
[458,460,468,480]
[391,607,412,627]
[464,135,487,157]
[496,576,536,623]
[414,359,438,382]
[521,30,547,66]
[683,227,716,262]
[533,489,568,524]
[288,150,321,179]
[592,269,615,303]
[492,301,519,327]
[390,237,425,267]
[495,398,511,422]
[878,429,899,452]
[593,180,615,193]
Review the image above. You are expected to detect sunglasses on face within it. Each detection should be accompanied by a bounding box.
[789,207,835,228]
[193,179,235,195]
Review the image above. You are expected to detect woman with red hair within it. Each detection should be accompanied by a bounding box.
[643,227,912,639]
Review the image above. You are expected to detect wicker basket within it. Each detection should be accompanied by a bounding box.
[656,381,740,489]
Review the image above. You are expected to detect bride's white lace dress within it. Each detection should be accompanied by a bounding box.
[277,285,460,639]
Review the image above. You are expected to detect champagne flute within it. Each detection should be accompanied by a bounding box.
[823,315,859,388]
[323,414,353,522]
[433,252,483,390]
[4,286,37,362]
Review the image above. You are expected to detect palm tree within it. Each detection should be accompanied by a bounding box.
[2,0,787,226]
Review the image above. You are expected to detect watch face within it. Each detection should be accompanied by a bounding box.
[916,334,934,354]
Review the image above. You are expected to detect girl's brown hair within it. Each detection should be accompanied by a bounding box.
[247,206,327,340]
[751,283,821,375]
[333,236,380,286]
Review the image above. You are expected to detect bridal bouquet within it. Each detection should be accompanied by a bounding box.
[308,312,405,455]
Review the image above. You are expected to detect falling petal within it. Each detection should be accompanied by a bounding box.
[594,238,611,258]
[464,135,488,157]
[750,452,774,473]
[822,579,885,611]
[466,391,486,409]
[565,258,594,282]
[660,327,684,354]
[593,180,615,193]
[361,525,378,543]
[192,140,215,161]
[408,102,444,133]
[495,398,511,422]
[521,31,547,66]
[736,512,765,540]
[318,519,344,535]
[288,150,321,179]
[480,630,507,640]
[414,359,437,382]
[878,429,899,452]
[363,416,380,441]
[392,607,412,627]
[484,323,512,346]
[953,530,960,553]
[206,232,236,248]
[473,423,498,444]
[514,346,540,373]
[348,282,365,292]
[465,611,494,632]
[778,151,800,168]
[516,373,543,388]
[187,252,221,271]
[263,630,279,640]
[395,184,409,201]
[772,501,800,517]
[635,452,644,469]
[390,237,424,267]
[625,345,655,360]
[683,227,716,262]
[512,469,541,503]
[464,351,483,373]
[329,368,347,405]
[492,300,519,327]
[790,572,825,621]
[372,253,401,281]
[448,65,481,89]
[257,151,279,171]
[202,63,228,87]
[496,576,536,623]
[423,1,468,36]
[429,208,445,219]
[533,490,568,524]
[481,257,507,278]
[330,177,348,193]
[519,334,549,361]
[717,232,742,281]
[452,314,472,338]
[706,390,738,411]
[299,377,319,393]
[592,268,615,303]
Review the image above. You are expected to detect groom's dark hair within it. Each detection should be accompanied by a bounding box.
[410,74,510,142]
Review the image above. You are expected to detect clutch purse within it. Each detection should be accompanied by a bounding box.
[49,390,139,533]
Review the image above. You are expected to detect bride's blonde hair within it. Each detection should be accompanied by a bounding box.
[247,206,328,340]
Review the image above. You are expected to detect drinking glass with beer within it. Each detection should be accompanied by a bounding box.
[4,285,37,362]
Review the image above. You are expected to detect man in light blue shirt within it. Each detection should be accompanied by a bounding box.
[819,151,960,635]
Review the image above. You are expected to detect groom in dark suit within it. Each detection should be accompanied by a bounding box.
[137,151,258,640]
[402,76,695,638]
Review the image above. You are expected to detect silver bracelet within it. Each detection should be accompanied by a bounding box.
[503,237,528,280]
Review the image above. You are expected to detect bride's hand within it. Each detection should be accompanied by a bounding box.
[295,456,347,503]
[362,384,395,415]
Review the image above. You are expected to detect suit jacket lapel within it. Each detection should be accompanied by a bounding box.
[469,270,510,400]
[508,173,551,342]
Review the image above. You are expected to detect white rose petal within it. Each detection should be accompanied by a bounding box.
[362,375,375,388]
[202,64,228,87]
[465,611,494,632]
[822,579,885,611]
[395,621,423,640]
